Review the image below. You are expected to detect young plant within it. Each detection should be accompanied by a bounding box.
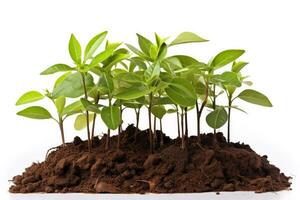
[209,61,272,142]
[16,89,83,146]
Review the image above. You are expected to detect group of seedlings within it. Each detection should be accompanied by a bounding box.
[16,31,272,153]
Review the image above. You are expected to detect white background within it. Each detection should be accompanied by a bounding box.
[0,0,299,199]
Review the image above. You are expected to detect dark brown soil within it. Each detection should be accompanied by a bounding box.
[9,125,291,193]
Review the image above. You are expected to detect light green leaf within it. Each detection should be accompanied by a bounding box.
[84,31,107,61]
[74,113,94,130]
[17,106,52,119]
[53,72,94,98]
[69,34,82,64]
[206,107,228,129]
[80,98,101,114]
[210,49,245,69]
[165,78,197,107]
[125,43,147,58]
[137,33,153,56]
[212,71,242,87]
[151,105,166,119]
[232,61,248,73]
[144,62,160,83]
[170,32,208,46]
[90,48,114,66]
[63,100,84,116]
[115,85,149,100]
[40,64,73,75]
[16,91,44,105]
[101,105,121,130]
[98,72,114,95]
[53,72,72,90]
[157,43,167,61]
[55,96,66,117]
[237,89,272,107]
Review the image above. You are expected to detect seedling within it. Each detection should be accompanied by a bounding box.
[16,31,272,153]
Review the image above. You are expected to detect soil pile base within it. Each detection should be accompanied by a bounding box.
[9,125,291,193]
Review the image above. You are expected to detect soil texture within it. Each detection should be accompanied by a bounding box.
[9,125,291,193]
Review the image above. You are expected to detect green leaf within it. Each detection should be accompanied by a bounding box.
[53,72,94,98]
[170,32,208,46]
[115,85,149,100]
[103,53,130,70]
[125,43,147,58]
[237,89,272,107]
[53,72,72,90]
[151,105,166,119]
[210,49,245,69]
[137,33,153,56]
[17,106,52,119]
[69,34,82,64]
[144,62,160,83]
[55,96,66,117]
[232,61,248,73]
[16,91,44,105]
[80,98,101,114]
[98,72,114,95]
[63,100,84,116]
[90,48,114,66]
[84,31,108,61]
[157,43,167,61]
[165,78,197,107]
[101,105,121,130]
[212,71,242,87]
[74,113,94,130]
[206,107,228,129]
[40,64,73,75]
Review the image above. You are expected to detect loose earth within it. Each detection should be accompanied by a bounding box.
[9,125,291,193]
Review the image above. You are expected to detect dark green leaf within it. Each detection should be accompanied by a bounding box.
[137,33,153,56]
[151,105,166,119]
[53,72,94,98]
[115,85,149,100]
[206,107,228,129]
[101,105,121,130]
[165,78,197,107]
[80,98,101,114]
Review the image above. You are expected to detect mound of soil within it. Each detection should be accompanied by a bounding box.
[9,125,291,193]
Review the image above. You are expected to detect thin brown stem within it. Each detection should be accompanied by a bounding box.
[91,93,100,140]
[148,92,153,154]
[180,108,185,150]
[134,108,140,142]
[105,99,112,150]
[227,96,232,143]
[153,117,157,149]
[196,100,200,137]
[176,105,180,138]
[117,105,122,149]
[198,80,209,139]
[58,118,65,146]
[160,118,163,147]
[81,73,91,152]
[212,84,216,134]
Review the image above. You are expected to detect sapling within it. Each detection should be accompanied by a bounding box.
[209,61,272,142]
[16,90,83,146]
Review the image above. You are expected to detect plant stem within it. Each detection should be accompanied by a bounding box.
[148,92,153,153]
[227,95,232,143]
[153,116,157,149]
[184,107,188,138]
[91,93,100,140]
[117,104,122,149]
[196,100,200,137]
[134,108,140,142]
[81,73,91,152]
[180,107,185,150]
[58,118,65,146]
[105,99,112,150]
[212,84,216,134]
[160,118,163,147]
[198,80,209,139]
[176,105,180,138]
